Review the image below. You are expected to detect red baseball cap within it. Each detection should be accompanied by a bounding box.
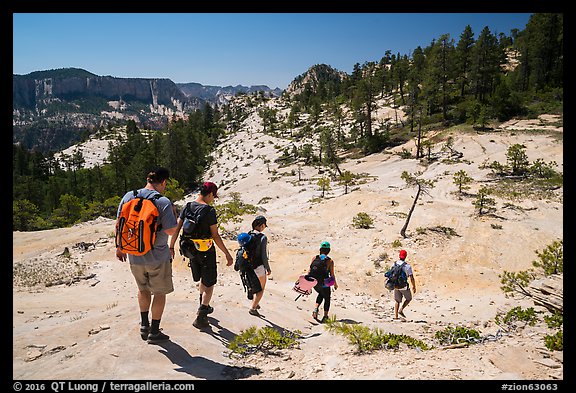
[399,250,407,259]
[203,182,218,198]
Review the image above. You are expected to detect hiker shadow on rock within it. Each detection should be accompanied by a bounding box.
[154,340,262,380]
[259,315,307,339]
[153,341,225,379]
[334,318,361,325]
[202,316,238,346]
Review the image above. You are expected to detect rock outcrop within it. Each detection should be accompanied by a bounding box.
[527,274,563,313]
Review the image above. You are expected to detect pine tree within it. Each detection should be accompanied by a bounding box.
[470,26,501,103]
[513,13,563,91]
[453,170,473,197]
[455,25,475,98]
[473,186,496,216]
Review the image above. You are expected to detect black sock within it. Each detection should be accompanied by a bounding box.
[140,312,149,327]
[150,319,161,334]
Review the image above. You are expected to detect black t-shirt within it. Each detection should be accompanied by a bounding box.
[180,201,217,238]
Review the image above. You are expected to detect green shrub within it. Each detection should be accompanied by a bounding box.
[495,306,538,327]
[226,326,300,358]
[544,330,563,351]
[214,192,258,225]
[324,317,431,353]
[544,312,563,329]
[434,325,481,345]
[499,270,537,297]
[399,148,412,159]
[391,239,402,248]
[532,239,563,276]
[353,212,373,229]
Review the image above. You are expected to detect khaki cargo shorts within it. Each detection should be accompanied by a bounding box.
[393,286,412,303]
[130,260,174,295]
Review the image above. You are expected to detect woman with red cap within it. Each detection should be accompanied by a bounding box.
[392,249,416,320]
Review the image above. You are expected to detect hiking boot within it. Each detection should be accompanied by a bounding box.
[147,330,170,344]
[399,310,406,318]
[198,304,214,314]
[249,308,261,317]
[320,315,329,324]
[193,314,210,329]
[140,325,150,341]
[312,308,319,320]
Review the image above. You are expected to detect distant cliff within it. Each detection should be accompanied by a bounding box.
[13,68,285,153]
[177,82,283,105]
[13,68,204,153]
[12,67,282,111]
[14,71,194,109]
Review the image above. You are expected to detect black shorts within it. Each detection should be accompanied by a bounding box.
[189,247,217,287]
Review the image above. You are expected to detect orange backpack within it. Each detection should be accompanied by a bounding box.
[115,190,163,256]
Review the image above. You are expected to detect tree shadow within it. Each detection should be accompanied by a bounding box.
[153,340,261,380]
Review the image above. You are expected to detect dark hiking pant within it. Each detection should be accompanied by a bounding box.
[313,284,331,312]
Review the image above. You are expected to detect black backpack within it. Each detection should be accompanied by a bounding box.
[385,261,408,290]
[309,254,330,282]
[181,202,213,238]
[234,248,246,272]
[179,203,213,259]
[181,202,199,237]
[234,232,263,271]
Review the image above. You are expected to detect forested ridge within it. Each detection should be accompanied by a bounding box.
[13,13,563,231]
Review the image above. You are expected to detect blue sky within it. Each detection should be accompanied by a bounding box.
[13,13,532,89]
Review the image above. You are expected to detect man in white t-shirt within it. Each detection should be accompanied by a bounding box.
[393,249,417,319]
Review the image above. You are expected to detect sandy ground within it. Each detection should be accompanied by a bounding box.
[13,113,563,382]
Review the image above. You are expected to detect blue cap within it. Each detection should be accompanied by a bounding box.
[237,232,252,246]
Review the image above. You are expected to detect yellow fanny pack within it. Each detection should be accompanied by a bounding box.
[191,238,214,252]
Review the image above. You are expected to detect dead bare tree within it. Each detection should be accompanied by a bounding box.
[400,171,436,238]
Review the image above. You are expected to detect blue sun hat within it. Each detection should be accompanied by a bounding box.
[237,232,252,247]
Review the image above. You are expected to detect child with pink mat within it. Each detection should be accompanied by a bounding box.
[308,241,338,323]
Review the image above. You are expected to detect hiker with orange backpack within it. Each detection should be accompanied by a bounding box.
[308,241,338,323]
[115,167,178,344]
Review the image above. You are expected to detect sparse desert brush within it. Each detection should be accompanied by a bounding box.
[226,326,301,358]
[324,317,431,353]
[495,306,539,328]
[391,239,402,248]
[353,212,373,229]
[70,312,86,321]
[13,255,86,287]
[434,325,481,346]
[544,330,563,351]
[105,302,118,310]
